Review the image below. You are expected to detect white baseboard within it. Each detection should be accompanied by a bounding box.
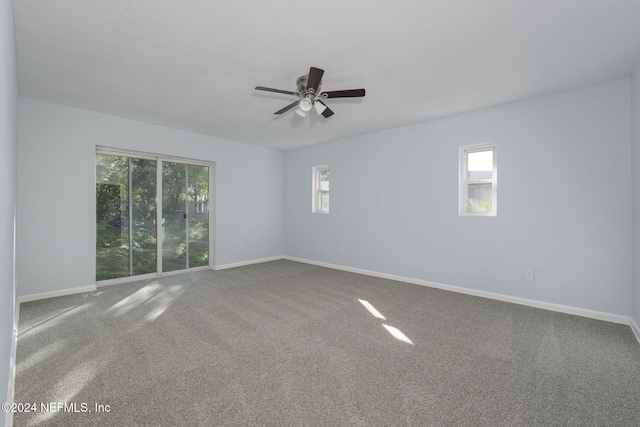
[5,305,18,427]
[631,318,640,344]
[213,256,284,271]
[19,256,284,301]
[284,256,633,327]
[18,285,97,303]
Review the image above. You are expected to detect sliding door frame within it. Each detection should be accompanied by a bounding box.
[96,147,215,287]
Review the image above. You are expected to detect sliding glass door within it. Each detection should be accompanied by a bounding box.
[96,150,212,282]
[161,162,210,272]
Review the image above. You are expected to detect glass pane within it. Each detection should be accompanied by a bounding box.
[96,155,157,280]
[319,169,329,191]
[468,150,493,180]
[162,162,210,271]
[162,162,187,272]
[320,192,329,212]
[467,183,493,213]
[187,164,209,268]
[96,154,130,281]
[130,158,157,276]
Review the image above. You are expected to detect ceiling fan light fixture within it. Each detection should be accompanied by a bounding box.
[299,98,313,112]
[314,101,327,115]
[296,108,307,117]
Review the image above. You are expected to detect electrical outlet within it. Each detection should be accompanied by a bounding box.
[525,269,534,281]
[240,243,244,251]
[340,246,346,254]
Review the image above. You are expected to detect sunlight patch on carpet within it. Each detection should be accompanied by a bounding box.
[108,283,163,316]
[27,360,97,427]
[19,304,94,340]
[143,284,185,322]
[358,299,386,320]
[358,299,414,344]
[382,324,414,345]
[18,339,66,373]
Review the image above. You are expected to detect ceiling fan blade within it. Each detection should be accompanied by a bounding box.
[322,89,366,98]
[307,67,324,92]
[274,101,299,115]
[318,101,334,118]
[255,86,298,96]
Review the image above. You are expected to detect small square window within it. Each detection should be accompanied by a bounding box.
[313,166,329,213]
[460,144,496,216]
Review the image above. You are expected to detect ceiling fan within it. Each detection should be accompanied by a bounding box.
[255,67,365,118]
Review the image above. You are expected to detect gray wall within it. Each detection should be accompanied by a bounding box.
[0,0,17,423]
[17,98,284,297]
[284,79,633,316]
[633,59,640,328]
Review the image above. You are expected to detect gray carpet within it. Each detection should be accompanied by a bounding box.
[13,260,640,426]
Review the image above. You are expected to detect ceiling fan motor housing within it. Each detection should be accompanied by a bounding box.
[297,74,321,95]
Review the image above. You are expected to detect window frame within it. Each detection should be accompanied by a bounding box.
[459,144,497,216]
[312,165,330,213]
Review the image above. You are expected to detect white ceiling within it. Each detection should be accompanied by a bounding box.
[13,0,640,150]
